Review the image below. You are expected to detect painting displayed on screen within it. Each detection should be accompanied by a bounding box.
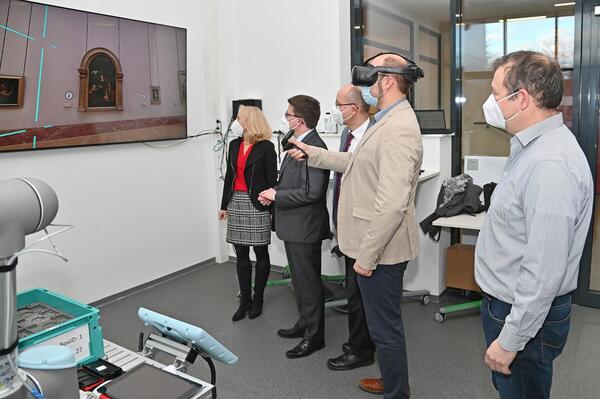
[0,75,24,107]
[0,0,187,152]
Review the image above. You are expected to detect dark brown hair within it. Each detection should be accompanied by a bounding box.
[382,56,411,95]
[492,51,564,110]
[288,95,321,129]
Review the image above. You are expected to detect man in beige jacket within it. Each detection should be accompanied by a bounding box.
[287,52,423,399]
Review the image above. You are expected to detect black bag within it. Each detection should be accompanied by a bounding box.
[483,182,497,211]
[420,174,485,242]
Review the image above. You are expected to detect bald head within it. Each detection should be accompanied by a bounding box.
[368,53,411,95]
[335,83,369,130]
[338,84,369,112]
[368,53,408,68]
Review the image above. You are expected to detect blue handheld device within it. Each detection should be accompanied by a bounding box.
[138,307,238,365]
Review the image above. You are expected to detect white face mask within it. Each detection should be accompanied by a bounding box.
[482,92,521,130]
[230,120,244,137]
[279,116,300,133]
[330,105,355,125]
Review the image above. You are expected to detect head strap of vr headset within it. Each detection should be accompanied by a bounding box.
[362,52,424,84]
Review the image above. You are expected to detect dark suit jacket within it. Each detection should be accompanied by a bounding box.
[221,138,278,211]
[274,130,331,244]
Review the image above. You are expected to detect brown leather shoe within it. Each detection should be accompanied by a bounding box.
[359,377,384,395]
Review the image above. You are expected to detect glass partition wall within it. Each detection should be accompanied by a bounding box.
[352,0,600,308]
[455,1,575,162]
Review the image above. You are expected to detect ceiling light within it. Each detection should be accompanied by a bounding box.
[506,16,547,22]
[554,2,575,7]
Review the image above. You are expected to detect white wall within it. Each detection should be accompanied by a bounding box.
[217,0,351,131]
[215,0,352,270]
[1,0,353,303]
[1,0,223,304]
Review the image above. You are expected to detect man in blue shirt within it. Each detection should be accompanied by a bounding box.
[476,50,593,399]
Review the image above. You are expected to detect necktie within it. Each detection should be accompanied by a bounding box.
[333,132,353,227]
[342,131,354,152]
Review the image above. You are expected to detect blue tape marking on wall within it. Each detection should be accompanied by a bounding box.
[49,44,58,48]
[34,48,45,122]
[44,124,52,128]
[32,136,37,149]
[42,6,48,38]
[0,24,35,40]
[0,130,27,138]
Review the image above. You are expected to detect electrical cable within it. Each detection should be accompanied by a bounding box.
[26,372,44,398]
[141,129,217,149]
[6,355,43,398]
[141,124,230,181]
[218,117,235,181]
[7,224,73,265]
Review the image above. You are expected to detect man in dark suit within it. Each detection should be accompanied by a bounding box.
[327,84,377,371]
[258,95,330,358]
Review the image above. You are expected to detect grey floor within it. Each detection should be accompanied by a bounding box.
[97,261,600,399]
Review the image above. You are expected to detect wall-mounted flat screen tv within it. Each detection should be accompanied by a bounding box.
[0,0,187,152]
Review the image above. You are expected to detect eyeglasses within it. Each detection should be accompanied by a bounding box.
[284,112,300,119]
[335,103,359,108]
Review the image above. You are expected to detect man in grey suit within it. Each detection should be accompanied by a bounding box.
[327,84,377,371]
[258,95,330,358]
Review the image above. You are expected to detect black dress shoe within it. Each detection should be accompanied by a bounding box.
[277,326,305,339]
[286,340,325,359]
[327,352,375,371]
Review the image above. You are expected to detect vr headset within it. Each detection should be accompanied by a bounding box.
[352,52,424,87]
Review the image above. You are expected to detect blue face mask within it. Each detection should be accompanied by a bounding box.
[361,85,378,107]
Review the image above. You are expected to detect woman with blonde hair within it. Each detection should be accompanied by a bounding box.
[219,105,278,321]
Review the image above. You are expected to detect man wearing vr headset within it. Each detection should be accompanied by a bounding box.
[287,52,423,399]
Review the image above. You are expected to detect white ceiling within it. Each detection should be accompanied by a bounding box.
[371,0,575,25]
[461,0,574,20]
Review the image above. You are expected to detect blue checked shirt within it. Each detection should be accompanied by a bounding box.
[475,113,593,352]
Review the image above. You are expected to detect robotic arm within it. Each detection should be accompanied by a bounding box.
[0,178,59,399]
[0,178,58,264]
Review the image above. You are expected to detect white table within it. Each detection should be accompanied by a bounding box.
[431,212,487,323]
[88,339,214,398]
[432,211,486,230]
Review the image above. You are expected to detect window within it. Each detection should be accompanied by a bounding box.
[354,1,447,111]
[457,6,576,161]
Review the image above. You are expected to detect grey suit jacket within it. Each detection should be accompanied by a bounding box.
[274,130,331,244]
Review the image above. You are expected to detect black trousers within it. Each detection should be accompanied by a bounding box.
[344,255,375,357]
[284,241,324,342]
[233,244,271,300]
[358,262,410,399]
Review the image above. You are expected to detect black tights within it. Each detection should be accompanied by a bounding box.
[234,245,271,300]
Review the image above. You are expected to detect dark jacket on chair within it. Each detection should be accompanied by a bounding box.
[220,138,278,212]
[274,129,331,244]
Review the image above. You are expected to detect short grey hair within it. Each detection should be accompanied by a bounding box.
[492,51,564,110]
